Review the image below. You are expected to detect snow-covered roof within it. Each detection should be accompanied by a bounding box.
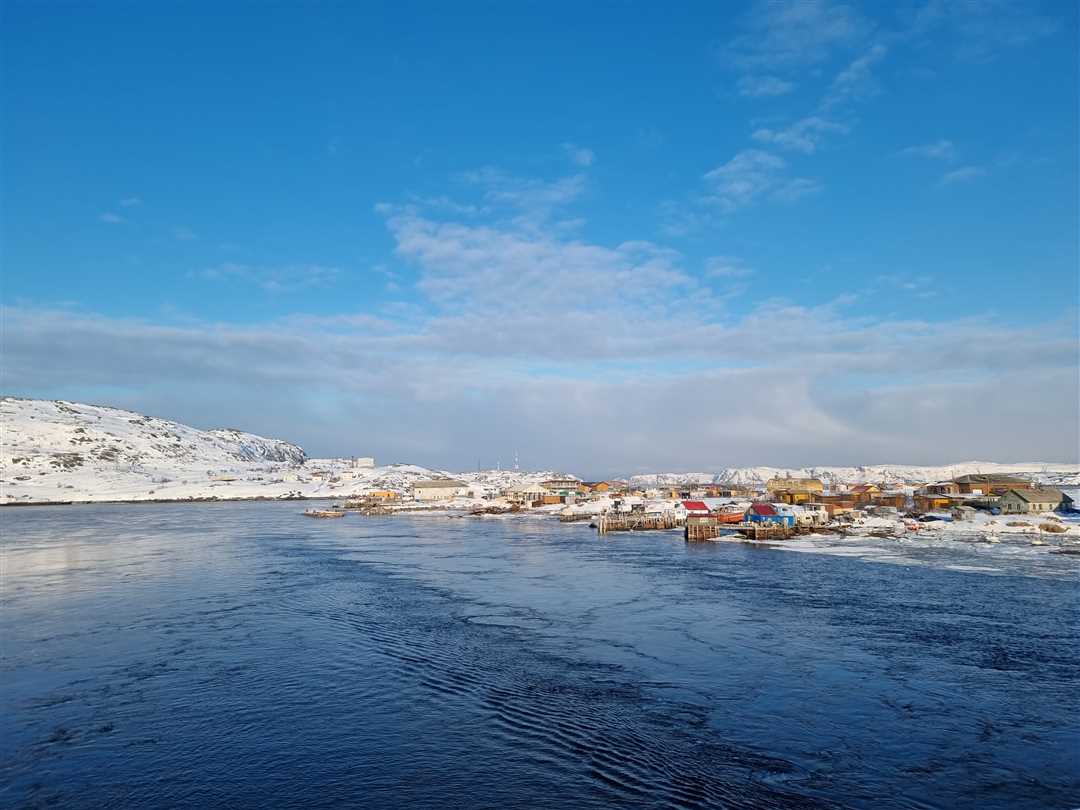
[953,473,1029,484]
[1003,488,1068,502]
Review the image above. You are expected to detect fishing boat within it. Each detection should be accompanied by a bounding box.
[303,509,346,519]
[715,506,745,524]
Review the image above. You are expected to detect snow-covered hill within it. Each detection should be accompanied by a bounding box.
[3,397,306,467]
[0,397,570,504]
[3,397,1076,504]
[629,462,1080,489]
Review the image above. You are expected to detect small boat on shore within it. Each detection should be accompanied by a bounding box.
[715,508,745,524]
[303,509,346,519]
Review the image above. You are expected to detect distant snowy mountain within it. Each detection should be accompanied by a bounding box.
[629,462,1080,489]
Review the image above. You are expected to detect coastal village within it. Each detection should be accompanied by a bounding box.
[315,468,1079,544]
[3,398,1078,545]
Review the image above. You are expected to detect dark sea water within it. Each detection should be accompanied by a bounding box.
[2,502,1078,809]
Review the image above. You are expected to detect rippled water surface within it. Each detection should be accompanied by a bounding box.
[2,502,1078,809]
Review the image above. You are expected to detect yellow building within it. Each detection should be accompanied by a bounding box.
[848,484,881,503]
[765,477,824,496]
[776,490,816,505]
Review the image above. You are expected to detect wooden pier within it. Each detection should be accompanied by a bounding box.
[596,512,683,535]
[341,500,393,515]
[685,515,795,542]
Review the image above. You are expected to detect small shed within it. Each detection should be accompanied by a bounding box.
[681,500,711,516]
[951,505,977,521]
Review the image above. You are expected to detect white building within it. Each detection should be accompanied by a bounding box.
[507,483,547,506]
[793,503,829,527]
[412,479,469,501]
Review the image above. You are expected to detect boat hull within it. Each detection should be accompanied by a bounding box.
[715,511,745,524]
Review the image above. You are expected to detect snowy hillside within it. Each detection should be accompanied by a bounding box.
[629,462,1080,489]
[3,397,1076,505]
[0,397,569,504]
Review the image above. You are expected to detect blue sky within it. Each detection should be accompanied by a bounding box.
[3,1,1077,474]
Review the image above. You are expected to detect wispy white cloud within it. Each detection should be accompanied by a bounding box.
[99,212,125,224]
[820,42,888,110]
[752,116,849,154]
[908,0,1061,62]
[900,139,956,160]
[657,200,712,238]
[406,194,487,217]
[561,142,595,167]
[702,150,787,212]
[383,209,696,313]
[702,149,821,211]
[774,177,824,202]
[459,167,586,227]
[736,75,796,97]
[940,165,987,185]
[172,226,198,241]
[873,273,938,298]
[722,0,872,72]
[198,262,341,293]
[705,256,755,278]
[119,196,142,208]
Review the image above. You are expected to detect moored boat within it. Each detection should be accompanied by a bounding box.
[303,509,346,519]
[714,507,745,524]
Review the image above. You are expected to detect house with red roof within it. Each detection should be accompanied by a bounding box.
[681,500,711,516]
[747,502,795,526]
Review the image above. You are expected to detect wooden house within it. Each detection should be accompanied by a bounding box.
[541,478,581,497]
[848,484,881,503]
[870,492,907,509]
[747,502,795,526]
[952,474,1032,495]
[923,481,960,496]
[998,488,1072,514]
[914,493,954,513]
[765,477,824,496]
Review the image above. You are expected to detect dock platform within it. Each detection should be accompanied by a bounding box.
[596,512,683,535]
[685,516,795,542]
